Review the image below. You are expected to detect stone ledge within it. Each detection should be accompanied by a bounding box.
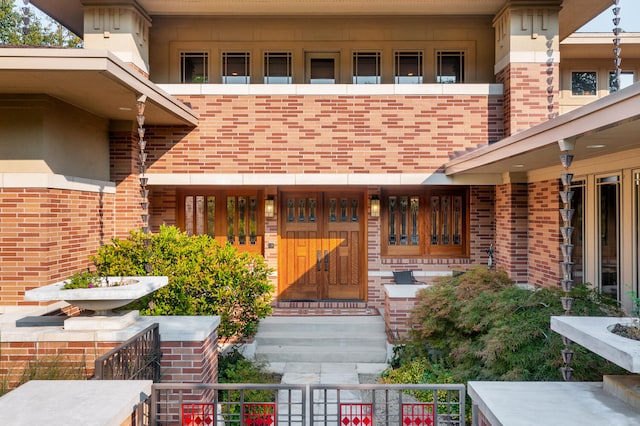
[0,380,152,426]
[384,284,430,299]
[550,316,640,373]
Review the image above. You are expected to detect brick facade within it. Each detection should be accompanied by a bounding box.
[496,62,559,136]
[0,340,119,391]
[145,94,504,174]
[111,131,145,238]
[527,179,562,287]
[0,188,116,305]
[494,182,529,284]
[160,330,218,384]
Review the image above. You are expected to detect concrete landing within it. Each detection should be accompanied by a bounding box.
[255,315,388,364]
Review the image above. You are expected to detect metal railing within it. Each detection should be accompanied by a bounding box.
[150,382,465,426]
[94,322,161,382]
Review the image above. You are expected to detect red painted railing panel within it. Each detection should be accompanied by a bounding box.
[402,403,435,426]
[340,403,373,426]
[182,403,215,426]
[243,402,276,426]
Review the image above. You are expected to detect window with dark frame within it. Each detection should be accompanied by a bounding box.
[353,52,381,84]
[609,71,634,93]
[571,71,597,95]
[381,188,468,257]
[222,52,251,84]
[264,52,292,84]
[436,51,464,83]
[394,51,423,84]
[180,52,208,83]
[310,57,336,84]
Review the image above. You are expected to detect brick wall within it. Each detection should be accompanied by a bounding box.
[528,179,562,287]
[144,94,504,174]
[495,182,528,284]
[496,63,559,136]
[384,291,420,341]
[0,340,118,391]
[160,329,218,384]
[0,188,116,304]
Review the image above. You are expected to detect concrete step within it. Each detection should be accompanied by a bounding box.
[254,315,388,364]
[255,345,387,363]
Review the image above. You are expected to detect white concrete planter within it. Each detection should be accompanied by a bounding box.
[24,276,168,315]
[551,316,640,373]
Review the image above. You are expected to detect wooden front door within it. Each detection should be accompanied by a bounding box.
[279,191,365,300]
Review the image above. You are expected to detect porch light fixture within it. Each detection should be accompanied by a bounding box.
[370,196,380,217]
[265,196,275,218]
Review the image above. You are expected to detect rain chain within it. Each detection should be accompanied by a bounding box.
[136,95,153,273]
[559,146,575,381]
[21,0,30,37]
[612,0,622,92]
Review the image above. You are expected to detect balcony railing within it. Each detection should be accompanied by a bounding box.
[151,382,465,426]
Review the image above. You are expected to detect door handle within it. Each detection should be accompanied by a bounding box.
[317,250,322,271]
[324,250,329,271]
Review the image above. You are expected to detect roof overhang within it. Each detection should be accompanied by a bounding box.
[32,0,611,40]
[0,48,198,127]
[445,82,640,177]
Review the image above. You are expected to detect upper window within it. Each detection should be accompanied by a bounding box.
[609,71,634,93]
[264,52,292,84]
[571,71,597,96]
[395,52,423,84]
[381,188,468,257]
[353,52,381,84]
[437,51,464,83]
[309,57,337,84]
[223,52,251,84]
[181,52,208,83]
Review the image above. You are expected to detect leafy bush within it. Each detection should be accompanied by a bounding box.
[391,265,626,383]
[218,349,282,421]
[92,225,274,341]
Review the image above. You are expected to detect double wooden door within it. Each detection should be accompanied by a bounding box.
[279,191,365,300]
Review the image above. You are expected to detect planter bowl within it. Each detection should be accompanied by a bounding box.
[24,276,168,314]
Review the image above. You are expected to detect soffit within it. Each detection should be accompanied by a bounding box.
[445,83,640,176]
[33,0,610,40]
[0,49,198,126]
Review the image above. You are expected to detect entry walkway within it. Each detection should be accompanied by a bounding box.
[267,362,388,385]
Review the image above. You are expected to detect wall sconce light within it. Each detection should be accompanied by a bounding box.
[265,196,275,218]
[370,195,380,217]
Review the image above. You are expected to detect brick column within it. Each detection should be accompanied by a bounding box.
[494,1,561,136]
[495,177,528,284]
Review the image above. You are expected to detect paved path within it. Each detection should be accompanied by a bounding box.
[267,362,388,384]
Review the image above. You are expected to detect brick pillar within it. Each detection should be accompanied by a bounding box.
[495,177,528,284]
[111,130,144,238]
[493,1,561,136]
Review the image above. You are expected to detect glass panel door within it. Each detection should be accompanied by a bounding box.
[597,176,620,300]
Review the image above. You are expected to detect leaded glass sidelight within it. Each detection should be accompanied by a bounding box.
[227,197,236,243]
[249,197,257,245]
[431,196,440,245]
[207,196,215,237]
[388,196,397,245]
[329,199,337,222]
[351,199,359,222]
[287,199,295,223]
[410,197,419,245]
[298,199,307,222]
[196,196,205,235]
[238,197,247,244]
[185,196,194,236]
[309,199,318,223]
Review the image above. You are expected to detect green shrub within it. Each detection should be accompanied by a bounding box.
[91,225,274,342]
[393,265,626,383]
[217,349,281,422]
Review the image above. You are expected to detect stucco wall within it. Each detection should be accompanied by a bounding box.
[0,96,110,181]
[149,16,495,84]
